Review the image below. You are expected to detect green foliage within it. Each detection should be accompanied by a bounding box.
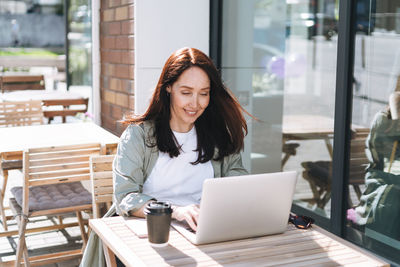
[0,48,60,57]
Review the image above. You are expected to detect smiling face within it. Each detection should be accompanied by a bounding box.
[167,66,210,132]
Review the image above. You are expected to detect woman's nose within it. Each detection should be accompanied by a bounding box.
[189,95,199,107]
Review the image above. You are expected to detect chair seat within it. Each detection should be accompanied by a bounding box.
[11,182,91,212]
[301,161,331,187]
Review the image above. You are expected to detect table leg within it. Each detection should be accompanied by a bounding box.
[102,242,117,267]
[324,137,333,159]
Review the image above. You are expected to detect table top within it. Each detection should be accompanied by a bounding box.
[0,90,85,102]
[283,115,369,139]
[90,216,389,267]
[0,122,119,153]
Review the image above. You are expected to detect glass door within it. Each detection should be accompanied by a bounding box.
[220,0,339,223]
[67,0,92,89]
[346,0,400,263]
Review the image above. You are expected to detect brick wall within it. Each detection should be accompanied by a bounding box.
[100,0,135,136]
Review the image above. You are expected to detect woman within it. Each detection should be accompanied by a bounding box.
[347,92,400,241]
[80,47,249,266]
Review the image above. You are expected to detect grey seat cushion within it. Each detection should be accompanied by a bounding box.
[11,182,92,212]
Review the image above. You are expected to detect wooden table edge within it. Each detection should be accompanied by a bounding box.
[89,218,147,267]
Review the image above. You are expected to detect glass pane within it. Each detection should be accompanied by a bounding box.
[221,0,338,220]
[347,0,400,262]
[68,0,92,87]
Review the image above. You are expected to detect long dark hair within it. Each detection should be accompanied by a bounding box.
[123,47,248,163]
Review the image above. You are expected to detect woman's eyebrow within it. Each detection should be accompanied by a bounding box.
[179,85,210,90]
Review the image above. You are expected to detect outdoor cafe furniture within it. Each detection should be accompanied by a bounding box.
[11,143,102,266]
[90,216,389,267]
[0,122,120,233]
[0,100,44,231]
[0,74,45,93]
[0,90,88,123]
[90,154,115,219]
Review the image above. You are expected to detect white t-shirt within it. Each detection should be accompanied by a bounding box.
[142,126,214,206]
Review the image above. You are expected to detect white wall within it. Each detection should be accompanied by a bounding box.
[135,0,210,114]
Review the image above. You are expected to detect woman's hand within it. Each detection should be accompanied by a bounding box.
[172,204,199,231]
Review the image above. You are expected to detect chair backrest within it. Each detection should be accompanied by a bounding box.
[90,154,115,218]
[22,143,102,214]
[42,98,89,123]
[349,128,370,185]
[0,100,44,127]
[0,75,45,93]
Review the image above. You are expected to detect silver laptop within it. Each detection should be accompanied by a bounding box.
[171,171,297,245]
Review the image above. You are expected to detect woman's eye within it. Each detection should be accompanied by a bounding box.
[201,92,209,96]
[182,92,191,95]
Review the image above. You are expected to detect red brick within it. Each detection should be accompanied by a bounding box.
[107,64,115,76]
[104,90,116,104]
[128,95,135,110]
[128,5,134,19]
[115,65,131,79]
[101,100,111,115]
[121,21,134,35]
[125,80,134,94]
[115,92,129,108]
[115,6,128,21]
[109,0,121,7]
[111,105,123,120]
[108,22,121,35]
[103,36,116,49]
[101,76,109,90]
[109,78,122,91]
[120,51,134,64]
[128,35,134,49]
[101,115,118,135]
[115,36,129,49]
[103,9,114,22]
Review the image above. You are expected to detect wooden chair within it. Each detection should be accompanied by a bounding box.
[9,143,102,266]
[301,128,370,209]
[0,100,44,127]
[0,100,44,231]
[90,154,115,219]
[43,98,89,123]
[0,75,45,93]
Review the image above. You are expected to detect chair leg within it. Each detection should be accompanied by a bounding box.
[76,211,88,247]
[15,214,29,267]
[0,169,9,231]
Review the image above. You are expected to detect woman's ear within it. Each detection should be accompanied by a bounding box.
[166,86,171,94]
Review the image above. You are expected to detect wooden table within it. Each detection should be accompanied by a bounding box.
[282,115,369,167]
[90,216,389,267]
[0,90,89,123]
[0,122,118,156]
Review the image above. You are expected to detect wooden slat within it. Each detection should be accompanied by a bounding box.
[90,154,115,218]
[29,143,100,153]
[0,100,44,127]
[29,173,91,186]
[1,75,44,83]
[29,162,89,173]
[29,167,90,179]
[29,155,91,167]
[2,83,45,91]
[29,148,100,160]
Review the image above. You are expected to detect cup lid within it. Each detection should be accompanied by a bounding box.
[144,201,172,214]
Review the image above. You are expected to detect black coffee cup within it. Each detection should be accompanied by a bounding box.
[144,201,172,247]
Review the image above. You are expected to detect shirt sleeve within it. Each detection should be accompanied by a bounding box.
[221,152,249,177]
[113,124,155,216]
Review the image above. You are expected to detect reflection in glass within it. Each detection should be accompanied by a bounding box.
[220,0,339,219]
[68,0,92,86]
[347,0,400,262]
